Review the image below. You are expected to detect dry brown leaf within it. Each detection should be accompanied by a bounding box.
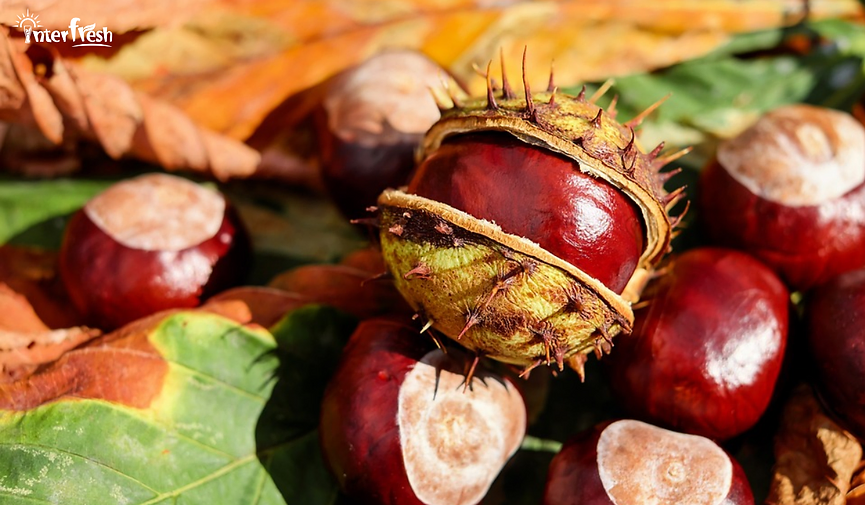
[0,245,83,329]
[0,283,51,333]
[0,326,101,383]
[767,384,863,505]
[0,0,209,34]
[0,246,102,382]
[268,248,411,319]
[109,0,861,140]
[0,28,260,179]
[206,286,308,328]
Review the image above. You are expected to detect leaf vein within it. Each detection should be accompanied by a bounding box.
[135,455,256,505]
[0,442,160,495]
[167,362,269,404]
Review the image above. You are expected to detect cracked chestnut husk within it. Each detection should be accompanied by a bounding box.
[375,54,684,374]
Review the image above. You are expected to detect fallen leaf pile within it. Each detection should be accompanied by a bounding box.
[0,29,260,180]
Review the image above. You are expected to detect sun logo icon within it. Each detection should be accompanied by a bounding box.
[16,9,41,31]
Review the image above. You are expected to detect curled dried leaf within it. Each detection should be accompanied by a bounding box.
[768,384,863,505]
[0,326,101,384]
[0,247,102,381]
[268,249,411,319]
[205,286,307,328]
[0,29,260,180]
[0,246,84,329]
[0,299,264,408]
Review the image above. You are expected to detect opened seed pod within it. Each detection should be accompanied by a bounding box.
[377,53,685,374]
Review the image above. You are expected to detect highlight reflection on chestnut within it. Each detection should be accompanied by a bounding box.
[699,104,865,290]
[409,132,644,294]
[604,248,788,440]
[59,173,250,329]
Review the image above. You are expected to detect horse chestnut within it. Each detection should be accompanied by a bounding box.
[409,131,644,294]
[699,104,865,290]
[377,56,683,372]
[806,268,865,438]
[59,173,250,329]
[543,419,755,505]
[604,248,788,440]
[319,318,526,505]
[316,50,454,218]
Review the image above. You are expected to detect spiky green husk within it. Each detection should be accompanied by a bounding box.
[377,57,682,373]
[422,89,677,270]
[379,191,631,369]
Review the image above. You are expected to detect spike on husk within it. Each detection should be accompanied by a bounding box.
[500,49,516,100]
[625,93,670,129]
[607,95,619,119]
[589,79,614,104]
[653,146,692,170]
[590,108,603,129]
[521,48,535,119]
[485,60,498,111]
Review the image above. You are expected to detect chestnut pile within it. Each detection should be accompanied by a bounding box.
[51,51,865,504]
[310,52,865,505]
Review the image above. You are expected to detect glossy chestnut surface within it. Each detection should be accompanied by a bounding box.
[701,159,865,290]
[319,318,526,505]
[604,248,788,440]
[319,135,417,219]
[543,419,754,505]
[59,174,250,329]
[408,132,644,294]
[699,105,865,290]
[317,51,446,219]
[806,269,865,438]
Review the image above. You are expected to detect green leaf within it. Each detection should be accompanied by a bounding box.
[0,178,112,248]
[0,306,357,504]
[225,184,368,285]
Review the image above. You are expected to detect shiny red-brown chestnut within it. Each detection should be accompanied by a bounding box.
[59,173,250,329]
[543,419,755,505]
[699,104,865,290]
[408,131,645,295]
[316,50,454,219]
[806,268,865,439]
[604,248,788,440]
[319,318,526,505]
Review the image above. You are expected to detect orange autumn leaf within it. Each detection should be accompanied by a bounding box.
[0,246,101,382]
[77,0,861,140]
[0,245,82,329]
[267,247,411,320]
[0,28,260,180]
[206,286,308,329]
